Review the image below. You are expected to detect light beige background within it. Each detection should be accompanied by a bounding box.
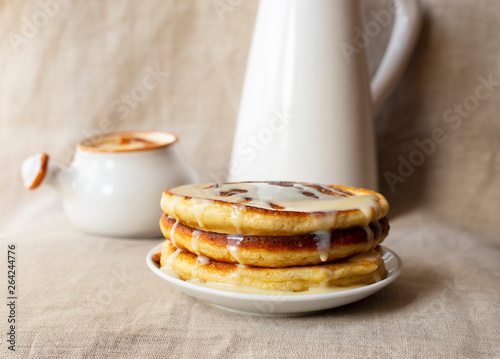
[1,0,499,358]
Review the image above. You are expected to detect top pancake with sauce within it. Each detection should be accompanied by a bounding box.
[161,182,389,236]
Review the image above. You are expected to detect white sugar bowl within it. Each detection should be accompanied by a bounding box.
[21,131,198,238]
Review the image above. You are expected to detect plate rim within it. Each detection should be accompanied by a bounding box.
[146,243,403,302]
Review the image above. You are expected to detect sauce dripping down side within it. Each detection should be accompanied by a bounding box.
[227,234,245,262]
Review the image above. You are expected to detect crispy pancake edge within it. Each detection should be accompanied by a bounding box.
[161,182,389,236]
[160,214,389,267]
[159,240,387,292]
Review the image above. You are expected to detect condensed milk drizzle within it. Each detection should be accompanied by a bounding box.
[167,196,183,221]
[227,235,245,262]
[319,268,336,287]
[192,255,211,279]
[166,248,183,269]
[197,255,211,265]
[347,249,380,263]
[372,220,382,239]
[170,220,179,247]
[229,263,248,285]
[192,202,208,229]
[187,279,365,295]
[313,231,332,262]
[230,205,244,233]
[362,221,381,251]
[361,225,374,251]
[315,222,380,262]
[191,230,202,255]
[170,182,379,217]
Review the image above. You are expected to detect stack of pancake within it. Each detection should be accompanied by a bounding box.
[156,181,390,292]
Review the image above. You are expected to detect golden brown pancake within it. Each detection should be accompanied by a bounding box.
[161,182,389,236]
[159,239,386,292]
[160,214,389,267]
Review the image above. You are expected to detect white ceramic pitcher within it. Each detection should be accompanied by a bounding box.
[228,0,422,189]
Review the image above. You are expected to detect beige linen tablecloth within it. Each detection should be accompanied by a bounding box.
[1,0,499,358]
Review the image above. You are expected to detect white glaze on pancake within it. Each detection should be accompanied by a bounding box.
[170,182,380,215]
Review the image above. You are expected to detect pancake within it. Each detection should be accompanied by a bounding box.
[160,214,389,267]
[159,239,387,292]
[161,182,389,236]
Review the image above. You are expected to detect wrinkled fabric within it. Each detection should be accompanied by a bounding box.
[0,0,499,358]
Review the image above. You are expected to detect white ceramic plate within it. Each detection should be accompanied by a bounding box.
[146,244,402,317]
